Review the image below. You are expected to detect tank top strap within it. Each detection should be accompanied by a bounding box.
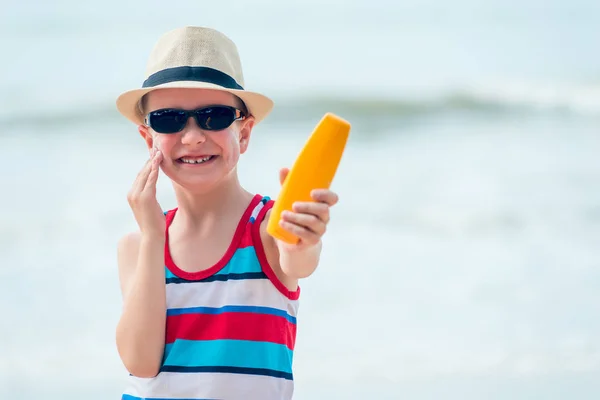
[164,208,175,229]
[249,195,273,224]
[246,195,299,300]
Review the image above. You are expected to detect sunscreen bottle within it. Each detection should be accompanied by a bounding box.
[267,112,351,244]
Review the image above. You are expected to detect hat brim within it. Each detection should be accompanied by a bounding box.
[116,81,274,126]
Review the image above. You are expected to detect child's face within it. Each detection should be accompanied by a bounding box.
[138,88,254,192]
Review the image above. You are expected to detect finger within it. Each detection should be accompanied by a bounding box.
[134,150,160,191]
[132,157,154,194]
[279,167,290,186]
[291,202,330,224]
[144,151,162,191]
[310,189,339,206]
[281,210,326,235]
[137,156,153,179]
[278,220,321,246]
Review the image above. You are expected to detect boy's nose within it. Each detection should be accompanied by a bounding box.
[180,118,207,145]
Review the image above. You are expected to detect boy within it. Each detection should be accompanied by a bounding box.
[114,26,339,400]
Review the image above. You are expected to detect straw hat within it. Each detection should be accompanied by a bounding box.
[116,26,274,126]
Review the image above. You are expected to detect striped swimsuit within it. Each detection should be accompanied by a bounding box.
[122,194,301,400]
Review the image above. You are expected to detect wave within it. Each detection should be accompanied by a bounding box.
[2,84,600,130]
[274,84,600,120]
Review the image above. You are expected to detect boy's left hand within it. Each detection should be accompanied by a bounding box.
[275,167,339,251]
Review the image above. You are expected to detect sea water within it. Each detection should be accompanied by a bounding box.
[1,1,599,399]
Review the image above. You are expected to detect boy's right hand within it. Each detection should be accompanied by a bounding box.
[127,148,165,238]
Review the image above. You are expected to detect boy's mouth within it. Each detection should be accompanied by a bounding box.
[177,155,216,164]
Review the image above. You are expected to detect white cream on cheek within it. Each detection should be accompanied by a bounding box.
[151,132,164,154]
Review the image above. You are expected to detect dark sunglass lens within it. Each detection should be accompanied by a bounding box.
[197,107,236,130]
[149,109,188,133]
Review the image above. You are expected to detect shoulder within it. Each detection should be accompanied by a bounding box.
[258,209,275,251]
[257,204,275,255]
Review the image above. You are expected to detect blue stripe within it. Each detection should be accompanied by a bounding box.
[122,395,214,400]
[162,339,293,377]
[160,365,293,380]
[165,267,177,280]
[216,246,263,275]
[166,271,266,284]
[166,305,297,324]
[164,247,263,283]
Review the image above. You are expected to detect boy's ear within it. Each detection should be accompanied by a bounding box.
[138,125,154,153]
[239,116,255,154]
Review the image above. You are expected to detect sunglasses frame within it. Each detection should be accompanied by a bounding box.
[144,105,246,134]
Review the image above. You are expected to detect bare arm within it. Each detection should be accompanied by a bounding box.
[278,239,322,278]
[116,232,166,378]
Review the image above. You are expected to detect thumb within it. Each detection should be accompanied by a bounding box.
[279,167,290,186]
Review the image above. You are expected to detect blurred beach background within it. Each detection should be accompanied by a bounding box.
[1,1,600,399]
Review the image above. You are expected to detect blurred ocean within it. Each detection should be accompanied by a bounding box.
[1,1,600,399]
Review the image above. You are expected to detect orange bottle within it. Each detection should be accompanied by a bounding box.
[267,112,351,244]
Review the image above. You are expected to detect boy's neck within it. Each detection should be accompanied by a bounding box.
[171,171,254,227]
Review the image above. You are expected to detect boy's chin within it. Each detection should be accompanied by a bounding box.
[166,171,228,194]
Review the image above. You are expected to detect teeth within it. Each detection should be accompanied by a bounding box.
[180,156,212,164]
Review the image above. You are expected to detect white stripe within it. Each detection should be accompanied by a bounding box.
[250,200,265,221]
[166,278,299,318]
[124,371,294,400]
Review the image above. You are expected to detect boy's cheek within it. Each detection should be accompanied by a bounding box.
[152,133,165,153]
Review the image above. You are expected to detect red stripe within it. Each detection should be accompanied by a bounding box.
[238,224,253,248]
[165,311,297,350]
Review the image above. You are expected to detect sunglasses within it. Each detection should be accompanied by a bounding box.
[145,105,246,134]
